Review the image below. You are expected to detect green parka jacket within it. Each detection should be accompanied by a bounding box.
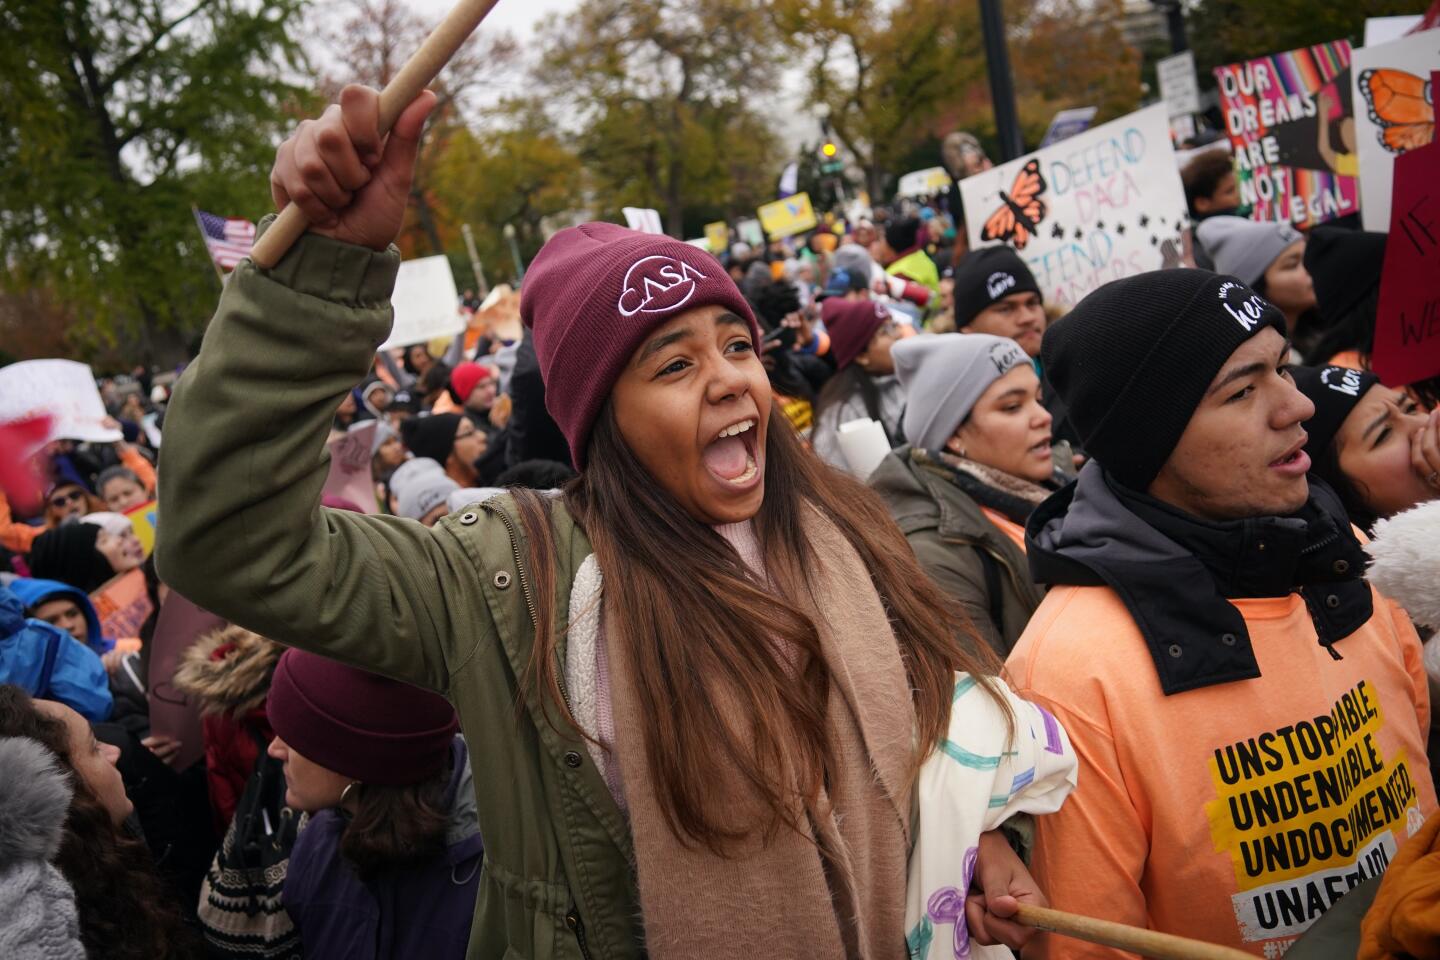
[868,447,1044,656]
[155,229,640,960]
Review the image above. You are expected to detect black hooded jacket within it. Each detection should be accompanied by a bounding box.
[1025,463,1373,695]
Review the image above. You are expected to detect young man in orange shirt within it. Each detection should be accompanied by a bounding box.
[1008,270,1435,958]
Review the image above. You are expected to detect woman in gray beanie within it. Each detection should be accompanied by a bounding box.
[1195,215,1315,346]
[869,333,1069,655]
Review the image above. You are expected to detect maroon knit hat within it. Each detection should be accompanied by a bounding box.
[823,298,892,371]
[520,222,760,468]
[267,648,459,786]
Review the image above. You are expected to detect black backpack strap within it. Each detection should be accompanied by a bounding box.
[977,548,1006,641]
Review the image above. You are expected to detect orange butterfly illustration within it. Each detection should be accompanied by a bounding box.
[981,159,1048,249]
[1359,68,1435,154]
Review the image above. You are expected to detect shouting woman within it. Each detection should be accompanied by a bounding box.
[157,85,1057,959]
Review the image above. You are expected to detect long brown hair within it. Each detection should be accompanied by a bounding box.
[513,404,1006,854]
[339,764,452,880]
[0,685,198,959]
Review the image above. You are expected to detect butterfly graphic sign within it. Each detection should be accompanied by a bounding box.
[757,192,818,239]
[980,159,1048,249]
[960,103,1188,308]
[1352,31,1440,231]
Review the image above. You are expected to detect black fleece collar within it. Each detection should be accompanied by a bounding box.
[1025,465,1373,695]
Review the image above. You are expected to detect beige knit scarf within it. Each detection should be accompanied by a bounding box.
[605,506,916,959]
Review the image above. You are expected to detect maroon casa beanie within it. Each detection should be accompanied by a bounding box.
[822,298,892,371]
[267,648,459,786]
[520,222,760,468]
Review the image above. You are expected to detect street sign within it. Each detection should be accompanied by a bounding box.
[1157,50,1200,118]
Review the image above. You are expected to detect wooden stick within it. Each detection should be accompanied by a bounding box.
[249,0,503,269]
[1014,905,1256,960]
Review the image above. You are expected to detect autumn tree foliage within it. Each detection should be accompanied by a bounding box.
[0,0,311,364]
[315,0,520,256]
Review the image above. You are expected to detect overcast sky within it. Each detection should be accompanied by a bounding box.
[407,0,821,151]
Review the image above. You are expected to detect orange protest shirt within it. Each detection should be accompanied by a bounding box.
[980,506,1027,551]
[1007,585,1436,959]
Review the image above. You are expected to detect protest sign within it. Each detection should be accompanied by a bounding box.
[323,421,379,514]
[1365,16,1423,48]
[1215,40,1359,228]
[1158,51,1200,117]
[736,218,765,247]
[147,592,226,771]
[960,103,1189,308]
[1372,114,1440,386]
[704,221,729,253]
[380,255,463,351]
[0,360,122,445]
[757,193,818,238]
[1352,29,1440,231]
[90,568,153,641]
[1039,106,1097,148]
[124,499,158,557]
[896,167,952,199]
[622,207,665,234]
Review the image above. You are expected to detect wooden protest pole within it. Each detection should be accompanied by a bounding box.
[249,0,503,269]
[1014,905,1256,960]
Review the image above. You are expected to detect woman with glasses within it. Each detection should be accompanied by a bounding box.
[398,413,487,488]
[43,482,105,529]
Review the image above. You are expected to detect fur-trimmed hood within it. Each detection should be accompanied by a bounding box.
[1367,500,1440,630]
[172,625,282,719]
[0,737,72,865]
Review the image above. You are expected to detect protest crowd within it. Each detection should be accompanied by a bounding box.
[5,5,1440,960]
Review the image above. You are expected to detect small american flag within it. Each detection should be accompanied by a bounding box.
[194,209,256,271]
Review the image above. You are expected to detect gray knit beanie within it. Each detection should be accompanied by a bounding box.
[1195,215,1302,287]
[894,333,1031,453]
[389,457,459,521]
[0,738,86,960]
[833,243,878,286]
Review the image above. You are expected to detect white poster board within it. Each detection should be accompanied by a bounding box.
[896,167,952,199]
[961,103,1189,307]
[622,207,665,234]
[381,255,464,351]
[0,360,122,444]
[736,218,765,247]
[1364,16,1423,48]
[1157,50,1201,117]
[1351,29,1440,231]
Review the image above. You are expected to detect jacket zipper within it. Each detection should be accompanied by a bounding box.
[566,906,594,960]
[488,504,592,959]
[482,503,575,718]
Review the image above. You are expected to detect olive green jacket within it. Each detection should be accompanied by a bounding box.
[868,448,1044,657]
[156,228,638,960]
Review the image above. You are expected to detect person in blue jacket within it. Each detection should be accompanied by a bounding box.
[0,584,112,722]
[8,578,111,658]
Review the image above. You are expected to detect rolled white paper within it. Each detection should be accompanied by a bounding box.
[836,418,892,481]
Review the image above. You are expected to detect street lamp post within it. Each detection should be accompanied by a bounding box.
[502,223,525,283]
[460,223,490,299]
[978,0,1025,162]
[1149,0,1189,54]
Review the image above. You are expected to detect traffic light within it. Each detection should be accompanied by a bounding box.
[821,141,838,158]
[819,140,842,175]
